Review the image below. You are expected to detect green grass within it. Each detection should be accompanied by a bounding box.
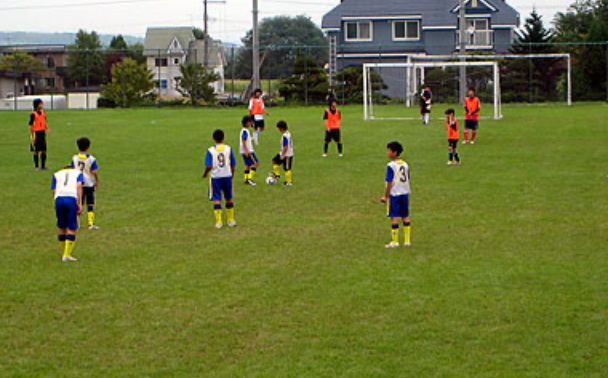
[0,103,607,377]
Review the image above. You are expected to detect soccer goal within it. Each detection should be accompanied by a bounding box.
[363,61,502,121]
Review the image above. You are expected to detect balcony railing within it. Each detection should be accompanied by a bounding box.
[456,30,494,48]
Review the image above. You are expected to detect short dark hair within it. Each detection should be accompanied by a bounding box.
[276,121,288,130]
[242,115,253,126]
[213,129,225,142]
[33,99,43,110]
[329,99,338,107]
[469,88,476,93]
[445,108,455,115]
[254,88,262,95]
[387,141,404,156]
[77,137,91,151]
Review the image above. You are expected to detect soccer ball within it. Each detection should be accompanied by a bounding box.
[266,176,277,186]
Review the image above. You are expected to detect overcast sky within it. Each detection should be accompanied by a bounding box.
[0,0,574,44]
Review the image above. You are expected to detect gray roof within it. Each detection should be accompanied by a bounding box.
[322,0,519,30]
[143,27,195,55]
[190,39,227,67]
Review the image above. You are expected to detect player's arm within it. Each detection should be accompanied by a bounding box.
[92,170,100,188]
[380,166,393,203]
[323,111,330,130]
[77,173,84,215]
[472,101,480,115]
[230,149,236,179]
[202,151,212,178]
[29,114,35,140]
[242,135,250,157]
[281,137,288,160]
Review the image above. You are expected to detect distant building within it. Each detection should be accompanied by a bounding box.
[322,0,520,77]
[1,44,69,94]
[143,27,227,99]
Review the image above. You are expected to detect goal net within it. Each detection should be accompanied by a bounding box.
[363,61,502,121]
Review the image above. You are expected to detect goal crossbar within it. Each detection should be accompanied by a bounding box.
[363,61,502,121]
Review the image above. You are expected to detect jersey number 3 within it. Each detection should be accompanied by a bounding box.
[399,166,408,183]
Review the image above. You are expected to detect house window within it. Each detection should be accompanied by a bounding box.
[46,57,55,69]
[160,80,168,89]
[155,58,168,67]
[392,20,420,41]
[174,58,180,65]
[465,19,492,46]
[345,21,372,41]
[44,78,55,88]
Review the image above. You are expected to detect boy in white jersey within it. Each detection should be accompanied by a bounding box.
[240,115,259,186]
[52,166,84,262]
[203,129,237,229]
[271,121,294,187]
[380,141,411,248]
[72,137,100,229]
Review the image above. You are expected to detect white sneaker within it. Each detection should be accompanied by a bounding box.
[338,154,343,157]
[403,243,412,248]
[322,153,327,157]
[470,141,475,145]
[283,182,293,187]
[447,161,453,165]
[228,221,237,228]
[89,225,99,230]
[462,140,468,144]
[385,242,400,249]
[215,223,223,229]
[62,255,77,262]
[246,179,256,186]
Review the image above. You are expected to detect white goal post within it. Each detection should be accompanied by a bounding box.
[363,61,502,121]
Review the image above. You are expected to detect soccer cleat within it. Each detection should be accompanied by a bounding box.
[35,167,42,171]
[62,255,77,262]
[470,141,475,145]
[246,179,257,186]
[338,154,343,157]
[40,167,49,171]
[385,242,400,249]
[403,243,412,248]
[228,221,237,228]
[283,182,293,187]
[215,223,223,229]
[447,161,453,165]
[89,225,100,230]
[270,173,280,180]
[322,153,327,157]
[462,140,468,144]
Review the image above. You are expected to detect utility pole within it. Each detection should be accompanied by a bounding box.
[203,0,209,70]
[459,0,467,105]
[252,0,260,89]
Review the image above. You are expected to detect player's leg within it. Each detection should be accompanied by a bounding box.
[471,122,478,143]
[335,130,343,157]
[87,188,98,229]
[57,228,67,254]
[402,195,411,247]
[272,154,282,179]
[224,179,236,227]
[61,198,79,261]
[453,141,460,163]
[283,158,293,186]
[386,196,400,248]
[38,132,48,170]
[33,152,40,170]
[463,122,470,143]
[448,141,454,164]
[210,178,224,228]
[323,130,330,157]
[250,153,259,182]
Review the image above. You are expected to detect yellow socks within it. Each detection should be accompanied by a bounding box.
[64,235,76,257]
[87,212,95,227]
[404,223,411,245]
[227,207,235,223]
[244,172,249,181]
[250,169,256,180]
[58,235,66,254]
[391,226,399,245]
[286,171,292,184]
[214,205,223,225]
[273,165,280,177]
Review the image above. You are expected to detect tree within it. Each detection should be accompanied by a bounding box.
[502,11,559,102]
[334,66,387,104]
[193,27,206,40]
[554,0,608,100]
[0,52,44,72]
[109,35,129,51]
[176,63,220,106]
[278,52,329,103]
[67,29,106,86]
[102,57,155,108]
[235,16,327,80]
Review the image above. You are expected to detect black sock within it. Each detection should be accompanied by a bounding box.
[34,154,39,168]
[324,143,328,154]
[41,153,47,168]
[449,152,453,161]
[338,143,343,154]
[455,152,460,162]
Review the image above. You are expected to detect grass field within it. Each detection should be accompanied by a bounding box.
[0,103,607,377]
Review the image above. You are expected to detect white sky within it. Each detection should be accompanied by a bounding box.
[0,0,574,45]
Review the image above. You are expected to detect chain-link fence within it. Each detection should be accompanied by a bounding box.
[0,41,606,111]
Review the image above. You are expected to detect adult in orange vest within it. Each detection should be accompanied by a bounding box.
[248,88,270,145]
[323,99,343,157]
[445,108,461,166]
[29,99,51,171]
[463,88,481,144]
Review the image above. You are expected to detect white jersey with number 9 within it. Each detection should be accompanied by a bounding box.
[207,145,233,178]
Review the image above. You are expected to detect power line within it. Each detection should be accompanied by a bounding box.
[0,0,171,11]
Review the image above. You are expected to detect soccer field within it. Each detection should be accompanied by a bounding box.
[0,103,607,377]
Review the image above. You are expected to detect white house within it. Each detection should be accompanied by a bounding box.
[143,27,227,99]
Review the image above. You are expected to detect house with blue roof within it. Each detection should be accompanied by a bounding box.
[322,0,520,73]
